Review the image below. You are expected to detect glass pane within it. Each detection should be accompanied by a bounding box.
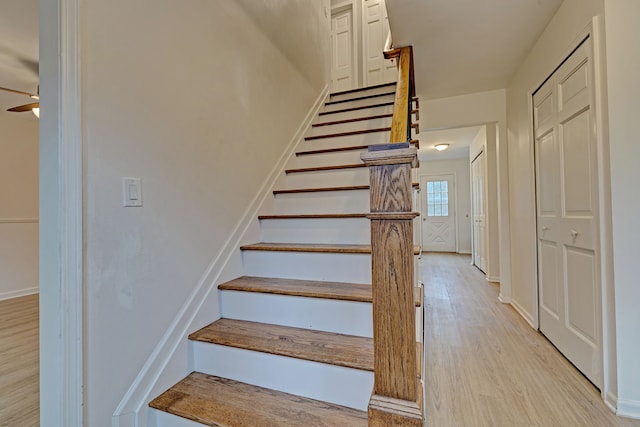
[427,182,433,193]
[428,205,434,216]
[442,205,449,216]
[434,181,441,192]
[435,205,442,216]
[441,181,448,192]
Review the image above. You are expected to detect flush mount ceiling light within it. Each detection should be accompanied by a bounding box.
[434,143,449,151]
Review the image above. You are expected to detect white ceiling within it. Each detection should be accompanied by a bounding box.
[417,125,481,161]
[387,0,563,99]
[0,0,39,115]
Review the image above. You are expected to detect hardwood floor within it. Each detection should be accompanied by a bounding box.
[0,294,39,427]
[421,253,640,427]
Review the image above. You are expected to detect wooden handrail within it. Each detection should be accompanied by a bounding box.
[361,42,423,426]
[389,47,414,143]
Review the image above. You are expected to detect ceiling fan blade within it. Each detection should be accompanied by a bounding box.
[0,86,36,98]
[7,102,39,112]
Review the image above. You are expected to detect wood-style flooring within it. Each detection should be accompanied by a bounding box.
[421,253,640,427]
[0,294,39,427]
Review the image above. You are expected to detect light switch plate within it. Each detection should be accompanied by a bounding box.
[122,177,142,207]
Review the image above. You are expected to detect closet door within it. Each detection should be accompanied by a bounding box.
[533,38,602,388]
[363,0,396,86]
[331,7,355,92]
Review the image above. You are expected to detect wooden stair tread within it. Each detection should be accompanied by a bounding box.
[304,127,390,141]
[273,185,369,195]
[149,372,368,427]
[219,276,423,307]
[240,242,372,254]
[312,110,417,127]
[219,276,372,302]
[285,163,366,174]
[274,183,419,194]
[324,91,395,106]
[258,213,368,219]
[189,319,374,371]
[329,82,396,97]
[296,140,419,156]
[318,98,417,116]
[240,242,421,255]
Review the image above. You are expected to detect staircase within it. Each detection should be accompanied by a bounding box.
[149,81,422,426]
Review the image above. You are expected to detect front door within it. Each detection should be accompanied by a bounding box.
[422,175,456,252]
[533,37,602,388]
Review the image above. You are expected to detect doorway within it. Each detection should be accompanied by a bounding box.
[533,36,602,389]
[421,174,456,252]
[331,6,356,92]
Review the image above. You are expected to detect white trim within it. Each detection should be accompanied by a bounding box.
[59,0,84,424]
[40,0,83,424]
[0,218,39,224]
[457,250,471,255]
[617,399,640,420]
[486,276,500,283]
[498,293,511,304]
[0,287,39,301]
[112,85,330,427]
[511,299,536,329]
[605,391,618,414]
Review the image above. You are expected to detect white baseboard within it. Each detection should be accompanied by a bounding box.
[605,391,617,413]
[486,275,500,283]
[457,250,471,255]
[510,299,536,329]
[111,85,330,427]
[618,399,640,420]
[0,287,39,301]
[498,293,511,304]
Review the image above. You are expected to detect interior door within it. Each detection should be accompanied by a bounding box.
[422,175,456,252]
[471,152,487,272]
[331,8,355,92]
[533,37,602,388]
[363,0,396,86]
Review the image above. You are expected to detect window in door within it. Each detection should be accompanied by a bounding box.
[426,180,449,217]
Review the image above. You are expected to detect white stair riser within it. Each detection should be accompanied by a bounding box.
[260,217,370,244]
[152,409,206,427]
[305,117,392,138]
[321,94,396,113]
[220,291,373,337]
[328,85,396,103]
[191,342,374,410]
[281,168,370,189]
[314,104,395,123]
[242,251,372,284]
[290,150,366,169]
[270,190,370,215]
[304,130,391,147]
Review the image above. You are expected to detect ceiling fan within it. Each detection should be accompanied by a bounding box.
[0,85,39,117]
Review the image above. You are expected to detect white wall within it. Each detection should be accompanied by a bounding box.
[417,157,471,253]
[604,0,640,417]
[79,1,330,425]
[0,113,38,299]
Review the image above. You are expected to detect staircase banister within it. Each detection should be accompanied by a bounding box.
[389,46,415,144]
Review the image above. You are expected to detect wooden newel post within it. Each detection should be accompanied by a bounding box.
[361,144,423,426]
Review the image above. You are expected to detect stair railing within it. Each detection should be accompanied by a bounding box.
[361,42,423,426]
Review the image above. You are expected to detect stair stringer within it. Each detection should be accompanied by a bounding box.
[111,85,329,427]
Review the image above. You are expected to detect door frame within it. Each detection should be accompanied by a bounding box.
[40,0,84,424]
[420,172,458,253]
[527,18,616,410]
[470,150,487,272]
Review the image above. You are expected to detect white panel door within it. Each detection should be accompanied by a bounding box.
[331,8,355,92]
[363,0,396,86]
[422,175,456,252]
[471,153,487,272]
[533,38,602,388]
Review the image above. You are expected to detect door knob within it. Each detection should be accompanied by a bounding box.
[570,229,579,238]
